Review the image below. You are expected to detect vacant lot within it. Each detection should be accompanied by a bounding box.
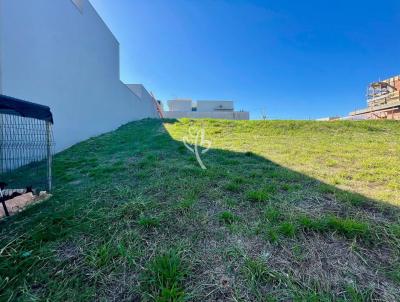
[1,119,399,301]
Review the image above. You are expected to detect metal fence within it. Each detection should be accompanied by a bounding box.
[0,113,53,192]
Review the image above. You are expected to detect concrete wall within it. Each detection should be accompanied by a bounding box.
[197,100,233,112]
[163,111,249,120]
[167,99,192,112]
[0,0,158,151]
[126,84,159,117]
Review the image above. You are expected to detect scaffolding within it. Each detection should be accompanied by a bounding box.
[350,75,400,120]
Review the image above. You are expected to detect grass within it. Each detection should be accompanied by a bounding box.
[298,215,370,238]
[247,190,271,202]
[0,118,400,301]
[141,249,188,301]
[242,257,274,284]
[218,211,239,225]
[138,215,160,228]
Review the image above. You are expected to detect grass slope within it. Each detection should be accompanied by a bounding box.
[1,118,400,301]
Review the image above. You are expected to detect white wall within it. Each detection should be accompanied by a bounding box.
[167,99,192,112]
[197,100,233,112]
[163,111,249,120]
[126,84,159,117]
[0,0,158,151]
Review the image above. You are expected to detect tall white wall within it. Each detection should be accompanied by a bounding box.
[126,84,159,117]
[0,0,158,151]
[163,111,249,120]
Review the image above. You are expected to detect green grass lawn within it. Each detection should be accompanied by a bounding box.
[1,118,400,301]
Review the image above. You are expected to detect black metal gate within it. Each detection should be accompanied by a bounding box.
[0,95,54,216]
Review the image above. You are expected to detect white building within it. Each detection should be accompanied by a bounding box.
[168,99,193,112]
[0,0,158,151]
[163,99,249,120]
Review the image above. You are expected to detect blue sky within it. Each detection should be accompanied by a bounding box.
[90,0,400,119]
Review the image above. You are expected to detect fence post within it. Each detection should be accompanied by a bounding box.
[46,121,52,192]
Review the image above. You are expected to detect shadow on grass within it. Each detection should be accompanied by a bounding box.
[0,118,399,301]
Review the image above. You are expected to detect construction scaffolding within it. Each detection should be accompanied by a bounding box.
[350,75,400,120]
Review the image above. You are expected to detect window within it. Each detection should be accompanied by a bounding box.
[71,0,83,12]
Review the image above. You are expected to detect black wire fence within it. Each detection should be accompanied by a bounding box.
[0,113,53,192]
[0,95,54,202]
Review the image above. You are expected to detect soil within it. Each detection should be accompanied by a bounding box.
[0,192,52,218]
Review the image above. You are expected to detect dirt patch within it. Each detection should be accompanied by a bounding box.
[190,237,237,301]
[188,231,271,301]
[295,195,343,216]
[267,233,400,300]
[232,234,272,259]
[95,272,140,302]
[56,241,82,261]
[0,192,52,218]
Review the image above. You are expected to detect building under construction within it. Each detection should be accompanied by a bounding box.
[350,75,400,120]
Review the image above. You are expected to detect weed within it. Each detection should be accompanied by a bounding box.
[278,222,297,237]
[176,198,196,213]
[266,228,279,243]
[325,216,369,238]
[345,284,373,301]
[218,211,238,225]
[242,257,271,283]
[264,206,282,223]
[138,215,160,228]
[224,182,241,192]
[118,199,148,220]
[141,249,188,301]
[87,241,119,268]
[247,190,270,202]
[224,198,238,208]
[298,215,370,239]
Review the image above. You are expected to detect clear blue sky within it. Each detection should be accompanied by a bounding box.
[90,0,400,119]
